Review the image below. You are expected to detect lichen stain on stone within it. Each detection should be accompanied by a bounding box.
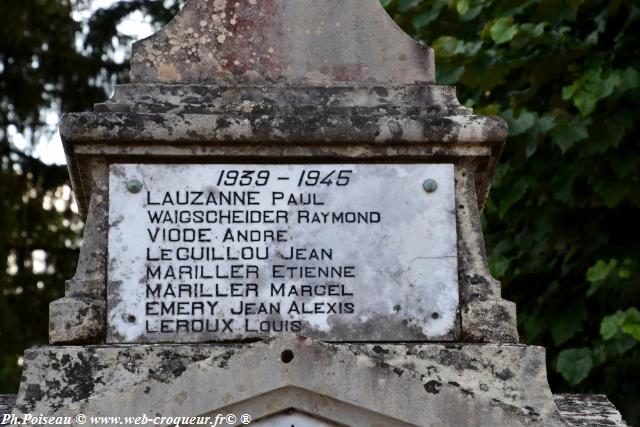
[23,351,106,410]
[206,349,236,369]
[495,368,515,381]
[132,0,286,83]
[157,63,181,81]
[23,384,45,410]
[372,345,389,355]
[152,349,209,381]
[128,0,438,84]
[424,380,441,394]
[434,349,481,373]
[117,350,145,374]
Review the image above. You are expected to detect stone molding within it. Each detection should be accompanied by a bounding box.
[61,83,504,216]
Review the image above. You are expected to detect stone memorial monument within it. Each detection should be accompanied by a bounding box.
[6,0,628,425]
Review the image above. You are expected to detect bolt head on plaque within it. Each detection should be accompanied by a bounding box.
[126,179,143,194]
[423,179,438,193]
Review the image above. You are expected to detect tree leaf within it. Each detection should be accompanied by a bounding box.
[601,310,626,340]
[604,334,638,355]
[498,179,529,216]
[556,348,593,385]
[619,67,640,91]
[502,109,536,136]
[550,116,589,153]
[398,0,422,12]
[621,308,640,340]
[563,67,633,116]
[412,4,446,30]
[587,259,617,283]
[622,324,640,341]
[489,17,519,44]
[601,308,640,342]
[551,305,587,345]
[436,64,465,85]
[432,36,460,57]
[456,0,470,16]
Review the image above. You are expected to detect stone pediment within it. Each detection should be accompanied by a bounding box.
[130,0,435,85]
[207,386,414,426]
[253,410,340,426]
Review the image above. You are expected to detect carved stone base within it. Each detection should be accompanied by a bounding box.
[554,394,628,427]
[13,335,579,426]
[4,386,630,426]
[0,396,16,423]
[49,297,106,344]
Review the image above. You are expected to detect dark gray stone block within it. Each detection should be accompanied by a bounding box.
[555,394,629,427]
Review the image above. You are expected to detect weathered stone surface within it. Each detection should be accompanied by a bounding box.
[55,139,517,344]
[555,394,629,427]
[49,297,106,345]
[96,84,470,115]
[55,0,519,348]
[455,160,518,343]
[0,395,16,421]
[60,108,505,211]
[14,335,566,426]
[130,0,434,84]
[61,111,505,145]
[461,299,518,342]
[53,149,518,345]
[57,86,518,345]
[255,411,337,426]
[108,163,459,342]
[49,160,108,344]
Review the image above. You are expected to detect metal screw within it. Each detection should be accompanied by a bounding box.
[127,179,143,193]
[423,179,438,193]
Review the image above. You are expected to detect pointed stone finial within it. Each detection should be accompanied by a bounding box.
[131,0,434,84]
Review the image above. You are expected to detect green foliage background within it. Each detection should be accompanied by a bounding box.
[0,0,180,394]
[384,0,640,423]
[1,0,639,424]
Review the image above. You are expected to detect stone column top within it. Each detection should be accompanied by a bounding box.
[131,0,435,84]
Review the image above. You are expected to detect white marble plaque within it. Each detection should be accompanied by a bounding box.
[107,164,458,342]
